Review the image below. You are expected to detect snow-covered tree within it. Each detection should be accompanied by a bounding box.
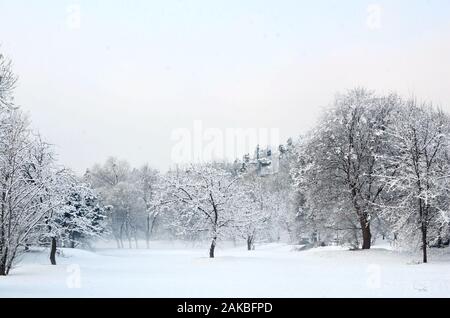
[131,165,160,248]
[104,182,144,248]
[233,140,301,244]
[88,157,145,248]
[23,137,65,265]
[236,173,274,250]
[88,157,130,188]
[294,89,398,249]
[164,163,240,258]
[0,52,108,272]
[0,52,17,109]
[35,169,106,264]
[378,100,450,263]
[0,111,59,275]
[61,182,106,248]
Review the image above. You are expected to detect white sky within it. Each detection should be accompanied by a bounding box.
[1,0,450,172]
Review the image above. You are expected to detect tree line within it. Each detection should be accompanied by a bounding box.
[87,89,450,264]
[0,53,106,275]
[293,89,450,263]
[86,156,292,258]
[1,52,450,276]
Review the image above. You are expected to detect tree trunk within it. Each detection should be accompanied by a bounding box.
[146,214,158,249]
[421,222,428,263]
[209,237,217,258]
[70,232,77,249]
[119,223,124,248]
[0,246,8,276]
[247,236,254,251]
[360,218,371,250]
[0,261,6,276]
[146,214,150,249]
[419,198,428,263]
[50,237,57,265]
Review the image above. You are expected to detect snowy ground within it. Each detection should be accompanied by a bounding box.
[1,241,450,298]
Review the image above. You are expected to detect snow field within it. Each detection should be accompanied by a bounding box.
[1,242,449,298]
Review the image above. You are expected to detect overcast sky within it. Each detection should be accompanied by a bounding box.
[1,0,450,172]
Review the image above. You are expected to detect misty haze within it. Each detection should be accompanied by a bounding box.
[1,1,450,300]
